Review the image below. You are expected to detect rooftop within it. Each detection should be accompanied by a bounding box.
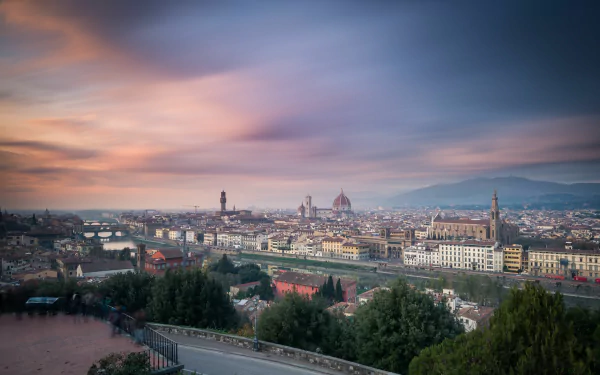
[0,314,142,375]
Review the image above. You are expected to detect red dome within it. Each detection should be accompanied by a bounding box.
[332,189,351,210]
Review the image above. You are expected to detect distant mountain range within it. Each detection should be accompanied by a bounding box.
[388,177,600,208]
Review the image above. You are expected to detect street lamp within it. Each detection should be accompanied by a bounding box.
[253,299,260,352]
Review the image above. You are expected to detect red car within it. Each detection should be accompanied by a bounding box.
[594,278,600,284]
[573,276,587,282]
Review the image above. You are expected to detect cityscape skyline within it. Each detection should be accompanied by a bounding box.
[1,1,599,209]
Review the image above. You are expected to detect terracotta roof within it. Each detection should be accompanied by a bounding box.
[434,217,488,225]
[458,306,494,323]
[155,249,184,259]
[327,302,357,315]
[275,271,355,289]
[332,189,351,208]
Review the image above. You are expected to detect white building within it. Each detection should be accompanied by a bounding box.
[403,244,440,267]
[439,240,503,272]
[241,232,267,250]
[457,306,494,332]
[184,230,197,244]
[217,232,230,247]
[168,228,182,241]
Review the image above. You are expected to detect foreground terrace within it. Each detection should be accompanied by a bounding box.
[0,313,142,375]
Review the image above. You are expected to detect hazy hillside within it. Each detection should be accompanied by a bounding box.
[388,177,600,207]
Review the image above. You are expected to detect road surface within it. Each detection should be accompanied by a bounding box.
[178,344,334,375]
[167,333,340,375]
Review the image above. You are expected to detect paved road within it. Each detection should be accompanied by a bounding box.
[164,333,337,375]
[178,345,332,375]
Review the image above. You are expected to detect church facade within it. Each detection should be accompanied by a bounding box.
[430,191,519,245]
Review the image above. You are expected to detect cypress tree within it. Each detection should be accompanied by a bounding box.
[326,276,335,299]
[335,278,344,302]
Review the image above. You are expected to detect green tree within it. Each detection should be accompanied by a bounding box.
[255,277,274,301]
[409,283,596,375]
[326,275,335,300]
[148,269,238,330]
[96,271,154,313]
[257,292,334,352]
[353,278,463,374]
[215,254,236,274]
[334,278,344,302]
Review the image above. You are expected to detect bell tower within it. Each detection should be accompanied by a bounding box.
[136,243,146,272]
[220,191,227,212]
[490,190,501,242]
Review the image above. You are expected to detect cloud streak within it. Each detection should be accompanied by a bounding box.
[0,1,599,209]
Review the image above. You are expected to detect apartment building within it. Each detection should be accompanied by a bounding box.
[529,248,600,278]
[184,230,197,244]
[241,232,267,250]
[503,244,524,273]
[168,228,182,241]
[322,237,345,258]
[341,243,370,260]
[404,243,440,267]
[415,228,429,240]
[268,234,290,252]
[439,240,503,272]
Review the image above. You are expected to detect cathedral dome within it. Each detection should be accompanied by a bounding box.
[332,189,351,212]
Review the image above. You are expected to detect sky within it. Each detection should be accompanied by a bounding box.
[1,0,599,210]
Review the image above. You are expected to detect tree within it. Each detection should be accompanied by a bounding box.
[353,278,463,374]
[31,214,37,226]
[326,276,335,300]
[215,254,236,274]
[257,292,335,352]
[334,278,344,302]
[98,271,155,313]
[409,283,596,375]
[148,269,238,330]
[255,277,274,301]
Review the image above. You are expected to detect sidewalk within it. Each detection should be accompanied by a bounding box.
[162,332,342,375]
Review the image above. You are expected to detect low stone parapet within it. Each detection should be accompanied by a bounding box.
[149,323,395,375]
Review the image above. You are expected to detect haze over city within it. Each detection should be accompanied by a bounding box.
[1,1,599,210]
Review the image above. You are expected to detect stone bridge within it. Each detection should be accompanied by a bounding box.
[76,222,131,241]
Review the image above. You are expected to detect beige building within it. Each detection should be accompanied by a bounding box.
[430,191,519,244]
[503,244,525,273]
[352,228,414,259]
[341,243,370,260]
[268,234,290,252]
[322,237,345,258]
[529,248,600,279]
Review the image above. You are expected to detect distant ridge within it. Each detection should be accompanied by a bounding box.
[388,177,600,207]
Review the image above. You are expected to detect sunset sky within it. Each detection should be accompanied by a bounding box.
[1,1,599,210]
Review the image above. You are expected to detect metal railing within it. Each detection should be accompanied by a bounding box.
[89,304,181,372]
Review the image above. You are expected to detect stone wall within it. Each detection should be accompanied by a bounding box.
[149,323,394,375]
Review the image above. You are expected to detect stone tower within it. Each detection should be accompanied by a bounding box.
[304,194,312,218]
[490,190,501,242]
[220,191,227,212]
[136,243,146,272]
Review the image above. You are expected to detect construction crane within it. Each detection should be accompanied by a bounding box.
[183,205,201,214]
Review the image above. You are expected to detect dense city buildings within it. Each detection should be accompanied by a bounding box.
[439,241,503,272]
[528,247,600,279]
[430,191,519,244]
